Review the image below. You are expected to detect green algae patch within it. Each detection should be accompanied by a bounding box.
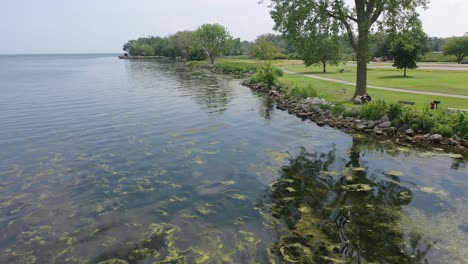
[446,153,464,159]
[385,170,404,177]
[169,196,187,202]
[342,184,372,192]
[181,124,228,135]
[194,204,215,216]
[419,186,449,197]
[227,194,248,200]
[351,167,366,172]
[319,170,340,177]
[97,259,129,264]
[193,157,206,165]
[219,180,236,186]
[0,193,31,208]
[265,150,290,163]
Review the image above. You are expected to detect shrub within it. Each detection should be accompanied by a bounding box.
[387,103,404,121]
[288,83,318,98]
[275,68,284,77]
[273,53,289,60]
[251,63,282,88]
[331,104,346,115]
[454,113,468,139]
[343,107,360,118]
[391,107,468,139]
[360,100,388,120]
[216,62,258,74]
[319,104,332,111]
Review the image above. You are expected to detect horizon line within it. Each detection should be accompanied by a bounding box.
[0,52,122,56]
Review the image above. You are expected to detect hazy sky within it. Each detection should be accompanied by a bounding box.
[1,0,467,54]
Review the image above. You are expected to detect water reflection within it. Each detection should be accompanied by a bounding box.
[1,56,467,263]
[257,96,275,120]
[258,146,432,263]
[124,60,235,113]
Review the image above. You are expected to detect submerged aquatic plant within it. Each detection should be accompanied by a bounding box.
[257,147,433,263]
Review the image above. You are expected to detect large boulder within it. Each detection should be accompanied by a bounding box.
[429,134,443,143]
[378,121,392,129]
[380,115,390,123]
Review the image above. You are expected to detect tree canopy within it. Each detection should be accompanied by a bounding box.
[252,37,281,60]
[267,0,429,97]
[443,37,468,64]
[196,24,232,65]
[297,33,343,73]
[391,35,421,77]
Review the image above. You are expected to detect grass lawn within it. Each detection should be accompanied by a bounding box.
[280,74,468,111]
[190,57,467,110]
[285,64,468,96]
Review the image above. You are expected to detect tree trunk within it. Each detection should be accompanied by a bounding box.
[404,68,407,77]
[322,61,326,73]
[354,34,369,97]
[210,55,215,65]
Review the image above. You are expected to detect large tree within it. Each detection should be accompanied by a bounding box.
[195,23,232,65]
[443,37,468,64]
[267,0,428,97]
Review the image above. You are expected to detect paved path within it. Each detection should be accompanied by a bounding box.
[283,70,468,99]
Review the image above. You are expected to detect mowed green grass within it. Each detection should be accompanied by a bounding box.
[285,64,468,96]
[280,74,468,110]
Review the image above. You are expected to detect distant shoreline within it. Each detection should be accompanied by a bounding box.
[118,55,163,60]
[0,53,120,56]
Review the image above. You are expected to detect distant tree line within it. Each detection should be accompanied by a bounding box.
[370,33,468,64]
[123,23,468,70]
[123,25,300,63]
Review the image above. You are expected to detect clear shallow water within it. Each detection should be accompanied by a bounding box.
[0,54,467,264]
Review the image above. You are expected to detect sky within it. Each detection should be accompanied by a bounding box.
[1,0,467,54]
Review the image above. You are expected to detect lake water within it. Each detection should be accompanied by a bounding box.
[0,54,467,264]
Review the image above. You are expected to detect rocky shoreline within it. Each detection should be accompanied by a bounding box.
[241,79,468,155]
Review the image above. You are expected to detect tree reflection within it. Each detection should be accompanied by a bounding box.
[125,60,234,112]
[257,96,275,120]
[258,145,432,263]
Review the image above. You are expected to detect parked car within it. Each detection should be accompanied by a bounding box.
[461,61,468,64]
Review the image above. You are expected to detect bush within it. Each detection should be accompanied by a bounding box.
[251,63,282,88]
[275,68,284,77]
[391,107,468,139]
[288,83,318,98]
[360,100,388,120]
[343,107,360,118]
[387,103,404,121]
[273,53,289,60]
[332,104,346,115]
[319,104,332,111]
[216,62,258,74]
